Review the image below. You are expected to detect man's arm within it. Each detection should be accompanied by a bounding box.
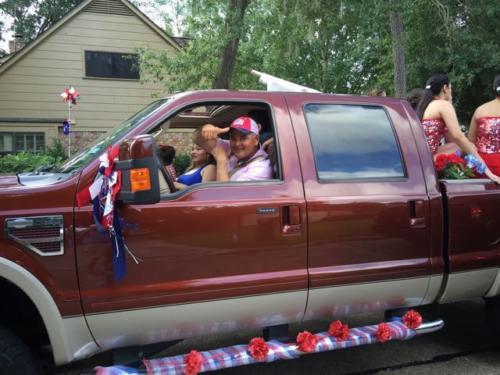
[194,124,231,181]
[192,124,229,151]
[215,157,230,182]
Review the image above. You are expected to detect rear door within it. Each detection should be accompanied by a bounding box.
[286,95,432,320]
[74,93,308,350]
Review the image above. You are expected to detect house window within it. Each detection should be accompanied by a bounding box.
[0,133,44,155]
[85,51,140,79]
[304,104,405,180]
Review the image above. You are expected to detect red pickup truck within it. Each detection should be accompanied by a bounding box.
[1,90,499,373]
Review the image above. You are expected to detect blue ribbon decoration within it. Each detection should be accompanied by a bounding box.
[111,210,127,282]
[464,154,486,174]
[90,169,128,282]
[63,119,70,135]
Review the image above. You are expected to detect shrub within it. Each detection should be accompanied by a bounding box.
[174,152,191,175]
[45,139,68,161]
[0,152,60,174]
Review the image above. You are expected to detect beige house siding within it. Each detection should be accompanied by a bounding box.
[0,0,178,154]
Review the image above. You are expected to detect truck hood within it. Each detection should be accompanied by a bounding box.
[0,175,20,188]
[0,172,71,189]
[17,172,70,187]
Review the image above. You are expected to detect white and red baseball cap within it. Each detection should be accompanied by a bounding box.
[230,116,259,135]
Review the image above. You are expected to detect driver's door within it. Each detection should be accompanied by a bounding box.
[74,94,308,351]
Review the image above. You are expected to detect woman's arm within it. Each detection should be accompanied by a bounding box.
[440,101,476,153]
[201,164,216,182]
[440,101,500,183]
[467,109,478,143]
[174,181,187,190]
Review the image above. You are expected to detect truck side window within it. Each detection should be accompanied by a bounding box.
[304,104,405,180]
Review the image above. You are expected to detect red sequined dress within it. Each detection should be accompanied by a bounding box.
[475,116,500,175]
[421,118,447,154]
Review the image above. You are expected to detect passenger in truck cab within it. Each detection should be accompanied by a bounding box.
[416,73,500,184]
[157,144,177,181]
[247,109,277,177]
[174,144,216,190]
[194,116,273,182]
[467,75,500,176]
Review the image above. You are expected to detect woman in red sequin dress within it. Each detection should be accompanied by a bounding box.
[416,73,500,183]
[468,75,500,175]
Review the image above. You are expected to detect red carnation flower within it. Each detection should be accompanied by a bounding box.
[184,350,203,375]
[402,309,422,330]
[248,337,269,361]
[434,154,448,171]
[328,320,350,341]
[296,331,317,353]
[375,323,392,343]
[448,153,465,164]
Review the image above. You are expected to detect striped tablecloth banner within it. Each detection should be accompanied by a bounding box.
[96,320,416,375]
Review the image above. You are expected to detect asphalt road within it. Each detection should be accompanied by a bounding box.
[56,299,500,375]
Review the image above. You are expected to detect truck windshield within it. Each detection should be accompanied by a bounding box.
[57,99,170,174]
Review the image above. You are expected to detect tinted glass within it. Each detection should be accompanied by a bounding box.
[35,134,44,152]
[113,54,139,79]
[57,99,170,173]
[0,134,11,152]
[15,134,25,151]
[85,51,139,79]
[305,104,405,180]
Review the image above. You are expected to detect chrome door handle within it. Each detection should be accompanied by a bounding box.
[408,200,426,229]
[281,205,301,234]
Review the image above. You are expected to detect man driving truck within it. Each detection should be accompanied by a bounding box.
[194,116,273,181]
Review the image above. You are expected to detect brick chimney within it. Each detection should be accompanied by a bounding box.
[8,34,25,54]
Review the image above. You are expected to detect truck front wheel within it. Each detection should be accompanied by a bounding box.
[0,326,39,375]
[485,297,500,336]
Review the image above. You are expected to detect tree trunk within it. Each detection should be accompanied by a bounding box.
[213,0,250,89]
[390,0,406,98]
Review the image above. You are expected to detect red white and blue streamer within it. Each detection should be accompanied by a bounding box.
[77,146,141,282]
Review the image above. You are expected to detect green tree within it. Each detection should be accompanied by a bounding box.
[0,0,83,43]
[137,0,232,92]
[404,0,500,122]
[0,19,5,56]
[390,0,406,98]
[139,0,498,125]
[213,0,251,89]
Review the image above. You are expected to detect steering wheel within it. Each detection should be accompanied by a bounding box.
[156,156,177,193]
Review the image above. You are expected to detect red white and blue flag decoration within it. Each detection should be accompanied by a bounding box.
[77,146,141,282]
[61,86,79,105]
[62,119,71,135]
[95,312,426,375]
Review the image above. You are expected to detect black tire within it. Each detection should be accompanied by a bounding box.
[485,296,500,337]
[0,326,39,375]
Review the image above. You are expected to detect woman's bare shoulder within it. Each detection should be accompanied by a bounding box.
[475,99,500,117]
[202,164,216,173]
[424,99,453,118]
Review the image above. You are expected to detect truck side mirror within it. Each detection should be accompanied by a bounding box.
[115,134,160,204]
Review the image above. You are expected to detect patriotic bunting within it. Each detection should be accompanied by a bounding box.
[77,146,141,282]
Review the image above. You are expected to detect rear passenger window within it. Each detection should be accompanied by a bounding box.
[305,104,405,180]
